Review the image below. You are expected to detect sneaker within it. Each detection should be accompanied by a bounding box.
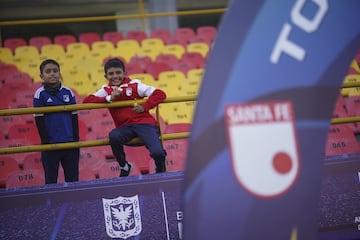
[155,161,166,173]
[120,162,132,177]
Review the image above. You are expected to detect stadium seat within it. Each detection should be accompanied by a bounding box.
[157,70,185,93]
[4,38,27,53]
[174,27,196,44]
[7,122,41,144]
[19,61,41,81]
[158,103,178,124]
[91,41,116,60]
[172,61,196,76]
[40,44,66,60]
[78,32,101,48]
[150,29,172,43]
[180,52,206,69]
[102,31,124,46]
[0,47,14,64]
[145,62,172,80]
[324,124,360,156]
[187,68,205,84]
[126,62,144,75]
[126,30,147,44]
[4,71,32,86]
[66,42,91,58]
[164,122,192,134]
[22,152,43,171]
[29,36,52,52]
[141,38,164,50]
[0,156,21,187]
[155,53,179,67]
[6,169,45,188]
[54,34,77,49]
[116,39,140,63]
[0,63,19,85]
[161,44,185,59]
[129,73,156,85]
[129,55,152,72]
[186,42,209,58]
[196,25,217,43]
[332,93,348,118]
[79,148,106,173]
[136,46,162,61]
[61,68,92,96]
[97,158,141,179]
[166,105,194,124]
[164,37,188,48]
[57,164,97,183]
[14,46,40,62]
[189,35,212,47]
[344,95,360,133]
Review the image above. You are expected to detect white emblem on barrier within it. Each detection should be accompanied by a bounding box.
[103,195,142,239]
[225,101,300,198]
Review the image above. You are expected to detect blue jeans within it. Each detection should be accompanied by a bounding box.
[109,124,166,170]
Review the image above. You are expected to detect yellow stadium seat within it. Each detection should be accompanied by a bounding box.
[40,44,65,61]
[91,41,115,59]
[186,42,209,58]
[116,40,140,63]
[66,42,91,58]
[157,70,186,91]
[161,44,185,59]
[136,46,162,61]
[141,38,164,50]
[61,68,92,96]
[14,46,40,62]
[350,60,360,73]
[342,74,360,87]
[0,47,13,64]
[19,60,42,82]
[129,73,156,85]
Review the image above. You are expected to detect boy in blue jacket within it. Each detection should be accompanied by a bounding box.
[33,59,80,184]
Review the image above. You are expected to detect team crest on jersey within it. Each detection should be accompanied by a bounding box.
[125,87,132,96]
[225,101,300,198]
[102,195,142,239]
[63,95,70,102]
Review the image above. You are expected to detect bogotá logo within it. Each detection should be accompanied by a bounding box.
[102,195,142,239]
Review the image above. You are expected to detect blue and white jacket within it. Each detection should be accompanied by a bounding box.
[33,83,79,144]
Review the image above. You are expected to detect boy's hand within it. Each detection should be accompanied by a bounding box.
[133,105,145,113]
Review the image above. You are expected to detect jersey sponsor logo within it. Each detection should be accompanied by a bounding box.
[225,101,300,198]
[102,195,142,239]
[46,97,53,103]
[63,94,70,102]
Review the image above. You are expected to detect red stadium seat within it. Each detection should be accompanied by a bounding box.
[180,52,205,69]
[129,56,152,72]
[126,30,147,44]
[22,152,43,171]
[155,54,179,67]
[145,62,172,80]
[189,35,212,47]
[150,29,172,43]
[196,25,217,42]
[324,124,360,156]
[54,34,77,49]
[4,71,32,86]
[0,63,19,85]
[164,123,192,134]
[102,31,124,46]
[126,62,145,75]
[7,123,41,144]
[6,169,45,188]
[0,156,21,187]
[0,138,32,165]
[78,32,101,48]
[29,36,52,52]
[172,61,196,76]
[123,146,152,173]
[97,158,141,179]
[332,93,348,118]
[79,148,106,173]
[4,38,27,53]
[174,27,196,45]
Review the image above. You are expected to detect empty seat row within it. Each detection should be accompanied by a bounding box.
[2,26,217,53]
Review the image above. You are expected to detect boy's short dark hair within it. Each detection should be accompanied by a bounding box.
[40,59,60,74]
[104,58,126,73]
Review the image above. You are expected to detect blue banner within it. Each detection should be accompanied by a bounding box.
[183,0,360,239]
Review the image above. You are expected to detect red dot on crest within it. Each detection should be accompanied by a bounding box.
[272,152,292,174]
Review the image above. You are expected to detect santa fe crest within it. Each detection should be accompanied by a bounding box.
[102,195,142,239]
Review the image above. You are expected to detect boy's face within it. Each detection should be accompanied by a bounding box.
[105,67,126,86]
[40,63,60,85]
